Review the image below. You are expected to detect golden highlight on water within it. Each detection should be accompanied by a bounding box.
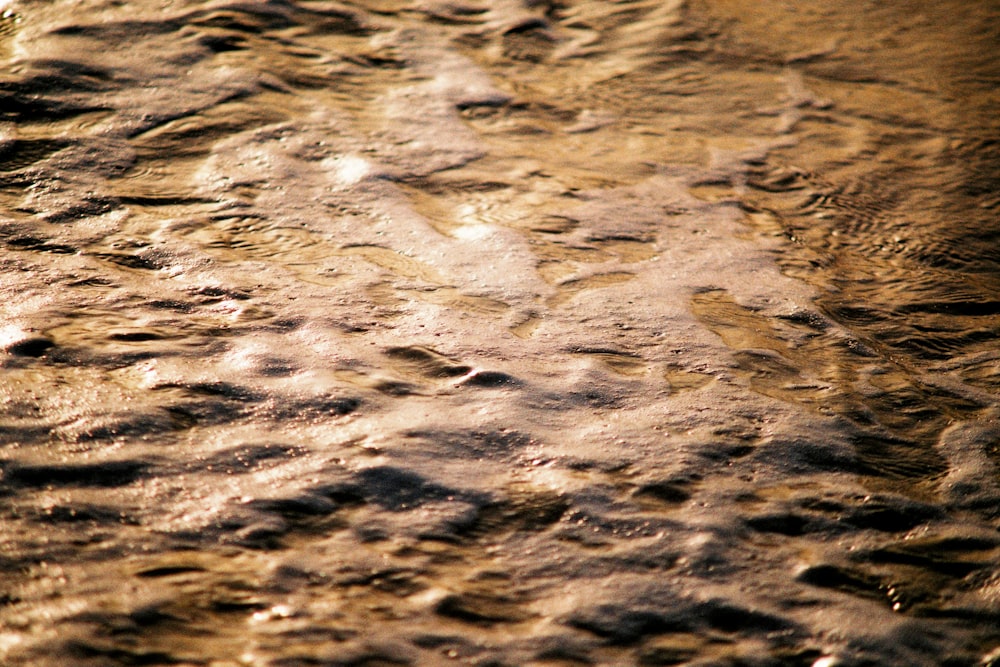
[1,1,998,665]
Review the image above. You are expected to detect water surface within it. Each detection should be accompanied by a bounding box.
[1,1,999,665]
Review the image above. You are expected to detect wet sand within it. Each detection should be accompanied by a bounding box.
[1,1,999,665]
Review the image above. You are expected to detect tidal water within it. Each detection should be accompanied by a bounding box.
[1,1,999,665]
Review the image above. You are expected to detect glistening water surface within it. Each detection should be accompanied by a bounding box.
[1,1,999,665]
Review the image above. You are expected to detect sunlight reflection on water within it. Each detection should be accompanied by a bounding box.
[1,0,999,665]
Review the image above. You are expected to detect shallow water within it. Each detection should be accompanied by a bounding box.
[1,1,999,665]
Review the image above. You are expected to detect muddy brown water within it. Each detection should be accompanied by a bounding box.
[1,1,999,665]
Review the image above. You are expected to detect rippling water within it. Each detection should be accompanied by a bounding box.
[2,1,999,665]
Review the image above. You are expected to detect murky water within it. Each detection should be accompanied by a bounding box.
[1,0,999,665]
